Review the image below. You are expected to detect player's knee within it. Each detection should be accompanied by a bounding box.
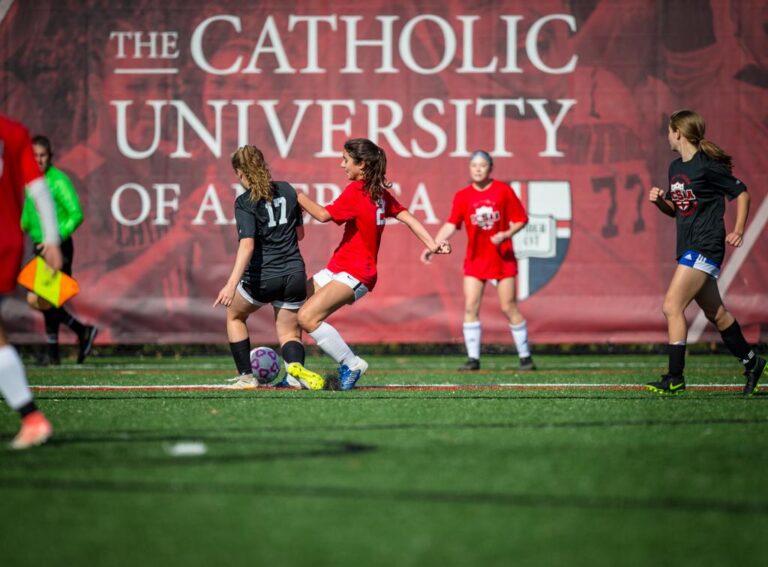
[297,309,318,331]
[661,299,682,320]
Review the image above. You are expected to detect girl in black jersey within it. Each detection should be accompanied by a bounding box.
[213,145,324,390]
[647,110,764,395]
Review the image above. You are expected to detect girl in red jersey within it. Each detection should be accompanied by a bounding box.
[290,138,451,390]
[422,151,534,372]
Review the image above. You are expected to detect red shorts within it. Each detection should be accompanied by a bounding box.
[464,259,518,281]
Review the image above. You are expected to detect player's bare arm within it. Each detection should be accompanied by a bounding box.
[396,210,451,257]
[649,186,675,217]
[214,237,255,308]
[297,192,331,223]
[726,191,750,247]
[490,220,527,246]
[421,222,457,263]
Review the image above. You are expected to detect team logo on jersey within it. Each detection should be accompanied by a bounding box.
[470,202,500,230]
[669,177,697,217]
[509,181,573,301]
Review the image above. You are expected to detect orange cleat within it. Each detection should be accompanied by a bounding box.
[10,411,53,450]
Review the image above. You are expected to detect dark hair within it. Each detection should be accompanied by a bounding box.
[231,145,274,202]
[669,110,733,172]
[32,135,53,160]
[343,138,392,201]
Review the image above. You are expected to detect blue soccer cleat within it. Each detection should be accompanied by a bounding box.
[338,357,368,390]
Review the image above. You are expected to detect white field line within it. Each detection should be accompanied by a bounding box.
[29,383,745,390]
[689,195,768,342]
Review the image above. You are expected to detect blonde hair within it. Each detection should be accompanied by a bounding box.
[231,145,274,201]
[669,109,733,172]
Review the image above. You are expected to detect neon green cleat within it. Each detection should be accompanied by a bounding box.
[287,363,326,391]
[645,374,686,395]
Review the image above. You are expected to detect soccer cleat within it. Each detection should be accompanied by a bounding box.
[10,412,53,450]
[519,356,536,371]
[338,357,369,390]
[458,358,480,372]
[743,356,766,396]
[645,374,686,395]
[287,363,326,391]
[225,374,258,389]
[77,326,99,364]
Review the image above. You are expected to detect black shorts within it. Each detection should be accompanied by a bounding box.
[237,271,307,309]
[35,237,74,275]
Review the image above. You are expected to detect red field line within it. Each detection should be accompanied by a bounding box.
[30,384,745,392]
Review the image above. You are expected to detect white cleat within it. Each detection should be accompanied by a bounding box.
[225,374,259,390]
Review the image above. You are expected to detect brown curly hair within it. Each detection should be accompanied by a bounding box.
[231,145,274,201]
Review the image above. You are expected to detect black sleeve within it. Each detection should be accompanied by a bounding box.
[234,197,257,240]
[706,162,747,200]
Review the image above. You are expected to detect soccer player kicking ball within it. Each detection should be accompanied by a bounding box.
[647,110,765,395]
[214,146,324,390]
[0,114,63,448]
[289,138,451,390]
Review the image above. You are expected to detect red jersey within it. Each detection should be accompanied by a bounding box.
[325,180,406,290]
[448,180,528,280]
[1,115,44,293]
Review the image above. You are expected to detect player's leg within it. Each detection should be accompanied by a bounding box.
[496,276,535,370]
[647,265,709,394]
[275,272,324,390]
[695,278,765,395]
[298,271,367,389]
[459,276,484,371]
[224,284,260,389]
[0,315,52,449]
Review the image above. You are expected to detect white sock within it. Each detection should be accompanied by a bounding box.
[463,321,481,360]
[309,322,358,366]
[510,321,531,358]
[0,345,33,411]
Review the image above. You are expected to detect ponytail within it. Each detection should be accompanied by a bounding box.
[343,138,392,201]
[231,145,274,202]
[669,109,733,172]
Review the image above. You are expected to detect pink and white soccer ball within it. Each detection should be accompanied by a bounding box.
[250,346,281,384]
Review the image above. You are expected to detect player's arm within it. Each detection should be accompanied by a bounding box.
[26,177,62,270]
[296,225,305,241]
[297,192,331,223]
[649,186,675,217]
[54,173,84,239]
[213,237,254,307]
[421,222,457,263]
[726,191,750,247]
[396,210,451,257]
[490,220,527,246]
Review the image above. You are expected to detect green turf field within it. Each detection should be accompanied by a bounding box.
[1,353,766,567]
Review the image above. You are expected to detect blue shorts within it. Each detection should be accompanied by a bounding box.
[678,250,721,279]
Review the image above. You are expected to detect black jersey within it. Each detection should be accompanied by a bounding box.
[234,181,305,282]
[665,152,746,264]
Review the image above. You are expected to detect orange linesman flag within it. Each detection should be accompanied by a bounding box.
[17,257,80,307]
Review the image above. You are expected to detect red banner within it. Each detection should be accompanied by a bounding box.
[2,0,766,344]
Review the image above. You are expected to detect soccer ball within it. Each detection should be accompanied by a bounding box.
[250,346,281,384]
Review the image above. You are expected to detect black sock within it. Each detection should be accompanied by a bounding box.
[18,401,38,418]
[229,338,252,375]
[60,308,86,337]
[668,344,686,378]
[720,321,756,370]
[43,308,60,336]
[281,340,305,365]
